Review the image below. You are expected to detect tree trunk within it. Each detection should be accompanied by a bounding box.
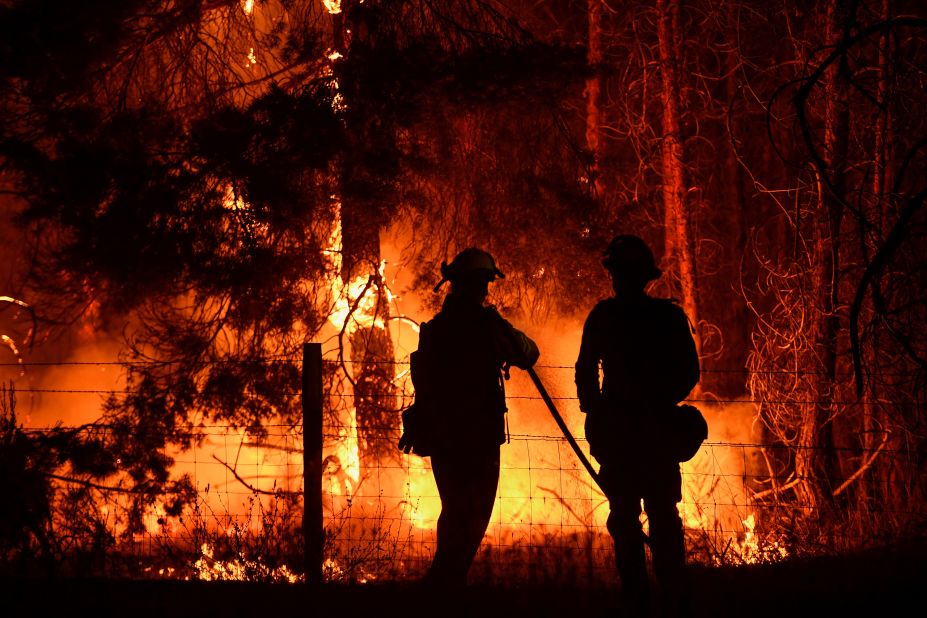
[716,0,750,398]
[656,0,700,365]
[861,0,895,517]
[331,3,401,465]
[585,0,604,200]
[798,0,849,511]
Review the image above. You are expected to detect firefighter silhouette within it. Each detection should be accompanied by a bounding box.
[404,248,539,588]
[575,235,700,616]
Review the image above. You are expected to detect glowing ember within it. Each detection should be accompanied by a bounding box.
[222,185,245,211]
[0,296,32,375]
[1,335,23,370]
[736,513,788,564]
[193,543,303,583]
[0,296,30,311]
[323,558,376,583]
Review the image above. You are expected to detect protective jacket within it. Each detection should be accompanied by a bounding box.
[412,294,539,452]
[575,294,699,461]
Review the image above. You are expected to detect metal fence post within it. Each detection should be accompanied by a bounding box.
[302,342,323,584]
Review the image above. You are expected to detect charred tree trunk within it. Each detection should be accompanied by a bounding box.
[860,0,895,514]
[331,3,400,466]
[585,0,605,201]
[347,287,400,461]
[797,0,849,512]
[717,0,750,398]
[656,0,701,365]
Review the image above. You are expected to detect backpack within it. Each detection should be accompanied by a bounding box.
[666,403,708,462]
[398,322,438,457]
[397,306,516,456]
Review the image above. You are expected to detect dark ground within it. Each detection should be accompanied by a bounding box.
[3,540,926,618]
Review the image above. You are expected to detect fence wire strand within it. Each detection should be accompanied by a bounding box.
[4,357,925,583]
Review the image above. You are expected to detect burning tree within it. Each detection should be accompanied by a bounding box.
[0,0,926,578]
[0,0,590,566]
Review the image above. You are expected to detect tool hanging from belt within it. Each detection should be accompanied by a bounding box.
[526,366,604,493]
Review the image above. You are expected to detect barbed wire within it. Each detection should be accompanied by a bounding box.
[5,356,922,576]
[1,358,924,379]
[7,387,916,408]
[18,422,913,458]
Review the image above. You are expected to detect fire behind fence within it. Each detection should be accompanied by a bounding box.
[2,354,922,584]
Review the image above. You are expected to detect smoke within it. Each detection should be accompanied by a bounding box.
[0,216,763,562]
[370,233,764,562]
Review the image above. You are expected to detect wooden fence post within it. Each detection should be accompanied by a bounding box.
[302,342,323,584]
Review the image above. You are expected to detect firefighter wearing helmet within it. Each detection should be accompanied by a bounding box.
[575,234,700,616]
[399,247,539,588]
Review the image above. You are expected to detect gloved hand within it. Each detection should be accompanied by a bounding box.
[502,361,512,380]
[398,431,413,454]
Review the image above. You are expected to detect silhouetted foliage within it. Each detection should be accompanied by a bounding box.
[0,384,196,573]
[2,0,927,569]
[0,0,589,518]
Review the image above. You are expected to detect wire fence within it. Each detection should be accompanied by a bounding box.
[3,356,925,584]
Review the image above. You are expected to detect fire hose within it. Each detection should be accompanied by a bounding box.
[525,366,604,493]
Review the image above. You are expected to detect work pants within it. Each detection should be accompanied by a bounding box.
[600,460,687,615]
[426,446,500,586]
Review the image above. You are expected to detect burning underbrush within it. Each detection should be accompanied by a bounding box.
[0,256,829,584]
[1,336,796,587]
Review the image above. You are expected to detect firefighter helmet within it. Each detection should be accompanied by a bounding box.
[433,248,505,292]
[602,234,662,281]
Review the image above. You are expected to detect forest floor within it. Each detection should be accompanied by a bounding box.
[3,538,926,618]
